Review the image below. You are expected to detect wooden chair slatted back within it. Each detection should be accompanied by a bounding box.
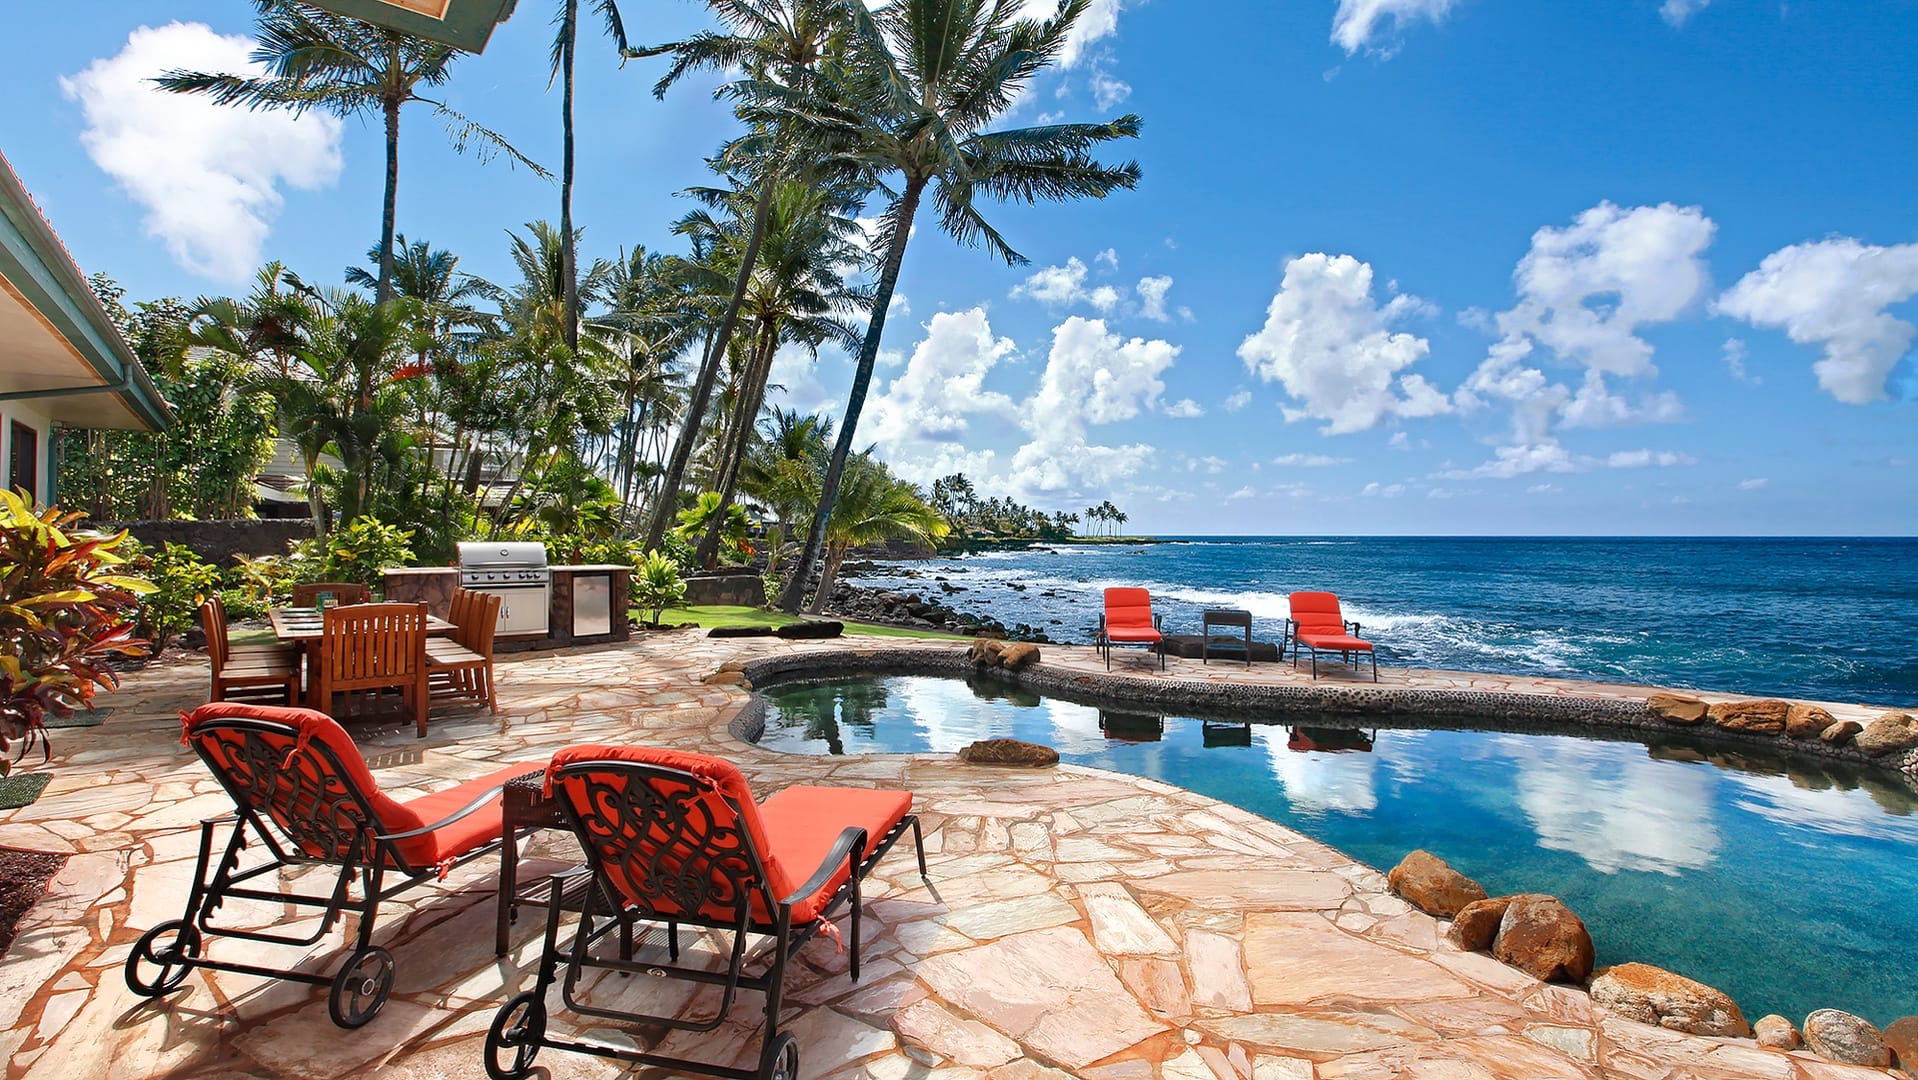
[321,602,426,692]
[292,582,372,608]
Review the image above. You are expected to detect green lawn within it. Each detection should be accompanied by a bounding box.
[652,605,969,641]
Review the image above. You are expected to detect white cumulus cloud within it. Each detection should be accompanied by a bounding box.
[1163,398,1204,418]
[1007,316,1179,500]
[1331,0,1458,56]
[866,309,1018,449]
[1715,238,1918,405]
[1223,390,1252,412]
[1136,275,1174,321]
[1272,453,1351,467]
[1238,253,1450,435]
[1661,0,1710,27]
[61,22,344,283]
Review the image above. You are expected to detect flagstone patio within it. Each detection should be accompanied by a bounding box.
[0,631,1898,1079]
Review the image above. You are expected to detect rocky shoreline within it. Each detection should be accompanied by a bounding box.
[821,572,1061,642]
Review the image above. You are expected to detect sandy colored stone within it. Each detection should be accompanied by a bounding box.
[1491,894,1594,985]
[1822,719,1865,746]
[1589,962,1750,1038]
[1447,894,1514,952]
[1787,704,1836,739]
[1753,1013,1801,1050]
[955,738,1058,767]
[1387,849,1487,918]
[1134,868,1351,910]
[1648,692,1709,725]
[967,638,1006,666]
[1243,913,1476,1005]
[1855,713,1918,757]
[1078,881,1177,955]
[889,998,1022,1068]
[1707,698,1790,734]
[1803,1008,1892,1067]
[998,642,1041,670]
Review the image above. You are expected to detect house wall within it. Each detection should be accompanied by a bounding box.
[0,400,50,504]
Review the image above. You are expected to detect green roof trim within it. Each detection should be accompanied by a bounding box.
[304,0,519,52]
[0,152,171,432]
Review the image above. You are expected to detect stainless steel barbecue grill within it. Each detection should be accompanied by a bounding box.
[455,541,550,637]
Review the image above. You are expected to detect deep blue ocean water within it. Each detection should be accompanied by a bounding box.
[757,674,1918,1027]
[844,537,1918,706]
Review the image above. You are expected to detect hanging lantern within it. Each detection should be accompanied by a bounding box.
[302,0,518,52]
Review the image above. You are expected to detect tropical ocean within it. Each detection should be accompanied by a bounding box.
[842,536,1918,706]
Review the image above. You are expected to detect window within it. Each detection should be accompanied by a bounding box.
[9,421,38,501]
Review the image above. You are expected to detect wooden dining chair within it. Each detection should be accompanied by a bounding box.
[428,590,501,713]
[314,601,430,737]
[291,581,372,608]
[200,598,299,705]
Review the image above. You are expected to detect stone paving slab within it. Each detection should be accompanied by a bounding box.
[0,631,1899,1079]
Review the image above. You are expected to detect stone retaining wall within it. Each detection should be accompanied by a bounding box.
[682,572,766,608]
[95,518,314,563]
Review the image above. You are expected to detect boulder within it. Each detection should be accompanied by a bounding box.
[707,624,778,638]
[957,739,1059,768]
[1707,699,1790,735]
[775,620,844,640]
[1855,713,1918,757]
[1492,894,1595,984]
[1881,1016,1918,1069]
[967,638,1007,666]
[1753,1014,1801,1050]
[1648,693,1709,725]
[1446,895,1515,952]
[1588,963,1750,1038]
[1786,704,1836,739]
[703,670,751,688]
[1821,719,1864,746]
[1387,850,1488,918]
[999,642,1042,671]
[1803,1009,1891,1067]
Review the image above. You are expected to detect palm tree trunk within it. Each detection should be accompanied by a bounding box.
[693,318,778,567]
[377,92,401,307]
[641,169,781,553]
[560,0,581,352]
[778,178,925,612]
[807,542,846,615]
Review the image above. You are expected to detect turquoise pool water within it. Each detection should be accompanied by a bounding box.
[756,674,1918,1026]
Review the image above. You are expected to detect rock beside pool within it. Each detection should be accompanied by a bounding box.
[957,739,1059,768]
[1648,693,1708,725]
[1802,1009,1891,1067]
[1707,698,1789,735]
[1821,719,1864,746]
[1387,850,1487,918]
[967,638,1041,671]
[1754,1014,1802,1050]
[1588,963,1750,1038]
[1785,704,1835,739]
[1855,713,1918,757]
[1491,894,1595,984]
[1446,895,1515,952]
[775,620,843,640]
[1880,1016,1918,1067]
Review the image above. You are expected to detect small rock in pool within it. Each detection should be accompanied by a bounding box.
[1387,850,1487,918]
[1492,894,1595,984]
[1446,895,1514,952]
[1802,1009,1890,1067]
[1881,1016,1918,1068]
[957,739,1059,768]
[1754,1014,1801,1050]
[1588,962,1750,1038]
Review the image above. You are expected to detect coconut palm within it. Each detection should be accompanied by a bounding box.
[740,407,833,576]
[775,0,1142,611]
[155,0,546,304]
[804,451,947,613]
[549,0,632,350]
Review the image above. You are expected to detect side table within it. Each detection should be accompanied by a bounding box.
[496,769,570,955]
[1202,608,1253,668]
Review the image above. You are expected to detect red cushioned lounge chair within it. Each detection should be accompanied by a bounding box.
[483,744,927,1080]
[124,702,534,1027]
[1098,587,1165,670]
[1287,591,1378,681]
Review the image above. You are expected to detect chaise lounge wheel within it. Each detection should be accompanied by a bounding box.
[759,1032,799,1080]
[485,991,546,1080]
[125,920,202,996]
[328,945,395,1028]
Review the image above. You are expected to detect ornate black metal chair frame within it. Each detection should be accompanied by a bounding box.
[1286,616,1380,681]
[485,756,928,1080]
[123,714,509,1028]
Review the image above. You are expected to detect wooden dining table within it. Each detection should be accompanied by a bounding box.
[268,607,456,709]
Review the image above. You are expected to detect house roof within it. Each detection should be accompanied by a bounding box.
[0,149,170,431]
[301,0,519,52]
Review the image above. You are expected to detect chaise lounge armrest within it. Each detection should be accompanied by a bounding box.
[780,826,868,912]
[373,779,515,842]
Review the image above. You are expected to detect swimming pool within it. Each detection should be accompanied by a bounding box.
[754,673,1918,1027]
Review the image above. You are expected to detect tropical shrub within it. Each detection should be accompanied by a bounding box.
[674,491,756,565]
[229,553,299,603]
[547,534,646,568]
[323,516,416,586]
[0,493,152,773]
[135,543,221,653]
[632,550,686,627]
[217,587,269,622]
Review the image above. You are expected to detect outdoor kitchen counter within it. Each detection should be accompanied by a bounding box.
[549,564,634,646]
[381,566,458,619]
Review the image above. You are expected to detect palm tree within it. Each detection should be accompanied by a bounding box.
[740,407,833,576]
[776,0,1142,611]
[550,0,631,350]
[630,0,851,554]
[805,451,947,613]
[156,0,547,304]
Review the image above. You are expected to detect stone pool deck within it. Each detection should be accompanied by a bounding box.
[0,632,1901,1080]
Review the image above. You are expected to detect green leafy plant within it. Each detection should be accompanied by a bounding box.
[217,586,269,623]
[323,516,416,586]
[674,491,755,566]
[135,543,221,653]
[229,553,298,603]
[632,550,686,627]
[0,492,153,774]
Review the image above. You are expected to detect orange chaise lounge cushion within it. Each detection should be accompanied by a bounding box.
[1103,587,1163,642]
[1288,591,1373,652]
[183,701,527,869]
[544,744,912,926]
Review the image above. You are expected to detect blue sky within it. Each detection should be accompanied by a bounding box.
[5,0,1917,535]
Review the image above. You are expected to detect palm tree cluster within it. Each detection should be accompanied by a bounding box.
[130,0,1140,607]
[930,473,1079,540]
[1082,499,1129,537]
